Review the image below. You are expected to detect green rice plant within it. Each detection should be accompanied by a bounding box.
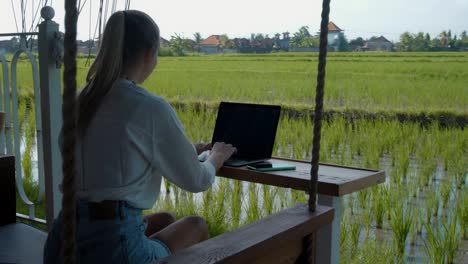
[442,214,460,264]
[423,213,460,264]
[172,184,180,207]
[425,190,436,223]
[21,109,36,182]
[424,223,447,264]
[456,188,468,240]
[277,187,287,209]
[390,166,402,185]
[409,224,417,247]
[432,189,440,217]
[350,239,398,264]
[347,193,355,215]
[447,151,467,189]
[420,159,437,187]
[348,216,362,259]
[202,186,213,220]
[440,179,452,209]
[245,182,260,224]
[340,212,349,249]
[390,202,413,257]
[396,144,410,180]
[183,192,197,216]
[230,180,242,229]
[208,179,229,236]
[414,206,423,235]
[371,186,385,229]
[362,208,372,239]
[356,189,369,209]
[164,178,171,193]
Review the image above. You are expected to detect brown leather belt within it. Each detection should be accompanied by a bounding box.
[87,200,123,221]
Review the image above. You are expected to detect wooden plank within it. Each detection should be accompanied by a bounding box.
[0,155,16,227]
[218,157,385,196]
[153,204,334,264]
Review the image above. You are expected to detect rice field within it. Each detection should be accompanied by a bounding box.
[6,52,468,263]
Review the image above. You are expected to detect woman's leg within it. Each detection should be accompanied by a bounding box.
[144,212,176,236]
[150,216,209,254]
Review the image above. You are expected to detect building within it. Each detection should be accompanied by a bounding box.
[364,36,394,51]
[199,35,221,54]
[273,32,290,51]
[327,22,343,51]
[160,37,170,47]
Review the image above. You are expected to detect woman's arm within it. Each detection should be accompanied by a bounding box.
[151,98,234,192]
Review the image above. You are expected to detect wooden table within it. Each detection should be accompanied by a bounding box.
[218,157,386,264]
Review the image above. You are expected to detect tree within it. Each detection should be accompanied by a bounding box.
[461,31,468,48]
[337,33,350,51]
[290,26,314,47]
[349,37,365,50]
[396,32,413,51]
[219,34,230,49]
[192,32,202,52]
[193,32,202,44]
[412,32,428,51]
[250,33,265,42]
[170,34,190,56]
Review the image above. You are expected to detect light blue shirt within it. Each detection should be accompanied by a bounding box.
[74,79,215,209]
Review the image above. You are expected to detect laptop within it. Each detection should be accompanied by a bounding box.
[210,102,281,167]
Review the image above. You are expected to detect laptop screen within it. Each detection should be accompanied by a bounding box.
[211,102,281,159]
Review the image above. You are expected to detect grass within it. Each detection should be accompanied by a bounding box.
[424,213,461,264]
[390,202,413,257]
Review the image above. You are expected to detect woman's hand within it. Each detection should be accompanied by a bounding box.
[194,142,212,155]
[207,142,237,171]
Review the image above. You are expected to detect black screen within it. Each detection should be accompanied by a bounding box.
[211,102,281,159]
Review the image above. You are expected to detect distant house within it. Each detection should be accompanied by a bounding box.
[184,39,197,52]
[77,39,97,54]
[160,37,170,47]
[363,36,394,51]
[327,21,343,51]
[200,35,221,54]
[273,32,290,51]
[250,38,274,53]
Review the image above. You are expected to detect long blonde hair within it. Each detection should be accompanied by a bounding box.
[77,10,159,136]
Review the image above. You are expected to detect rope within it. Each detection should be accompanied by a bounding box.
[307,0,330,262]
[98,0,104,43]
[62,0,78,263]
[308,0,330,212]
[10,0,20,32]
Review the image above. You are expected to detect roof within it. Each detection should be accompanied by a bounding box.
[160,37,170,46]
[200,35,221,46]
[368,36,392,43]
[328,22,343,32]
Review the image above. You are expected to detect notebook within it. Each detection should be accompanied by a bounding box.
[210,102,281,167]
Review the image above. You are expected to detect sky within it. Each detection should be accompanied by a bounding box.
[0,0,467,42]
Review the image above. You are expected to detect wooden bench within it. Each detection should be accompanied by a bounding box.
[155,204,334,264]
[0,155,48,264]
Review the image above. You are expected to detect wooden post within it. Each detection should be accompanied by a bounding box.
[38,6,64,231]
[319,194,341,264]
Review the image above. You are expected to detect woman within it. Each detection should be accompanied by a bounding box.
[44,10,236,263]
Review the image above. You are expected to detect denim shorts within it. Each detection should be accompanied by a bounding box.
[43,200,171,264]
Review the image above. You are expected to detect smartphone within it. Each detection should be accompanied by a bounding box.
[247,163,296,172]
[250,162,273,168]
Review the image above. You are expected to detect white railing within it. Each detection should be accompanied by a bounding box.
[0,6,63,230]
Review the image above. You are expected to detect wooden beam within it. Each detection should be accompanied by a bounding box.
[153,204,334,264]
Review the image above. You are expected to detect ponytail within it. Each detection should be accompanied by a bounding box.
[77,10,159,137]
[77,11,125,137]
